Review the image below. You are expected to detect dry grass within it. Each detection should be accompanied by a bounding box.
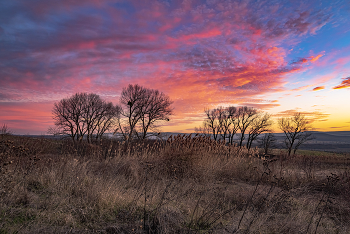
[1,134,350,233]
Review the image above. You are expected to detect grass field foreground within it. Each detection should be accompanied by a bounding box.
[1,134,350,233]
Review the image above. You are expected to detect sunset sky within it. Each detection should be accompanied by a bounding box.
[1,0,350,135]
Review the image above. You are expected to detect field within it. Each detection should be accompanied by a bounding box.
[1,134,350,233]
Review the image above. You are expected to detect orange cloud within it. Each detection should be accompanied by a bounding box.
[291,85,313,92]
[275,109,330,123]
[312,86,325,91]
[237,102,280,110]
[291,53,324,65]
[310,54,323,62]
[333,77,350,89]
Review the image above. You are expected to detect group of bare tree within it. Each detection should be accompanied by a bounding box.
[195,106,273,150]
[196,107,313,156]
[51,84,173,143]
[51,84,313,156]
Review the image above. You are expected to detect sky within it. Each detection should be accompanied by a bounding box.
[0,0,350,135]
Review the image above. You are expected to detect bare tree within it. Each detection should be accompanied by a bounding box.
[118,84,173,141]
[258,133,277,155]
[119,84,147,140]
[52,93,85,142]
[246,113,273,150]
[278,112,313,157]
[218,107,234,142]
[52,93,119,143]
[88,102,121,142]
[227,107,239,145]
[293,131,314,155]
[203,108,221,141]
[82,93,104,142]
[138,89,172,139]
[237,106,259,147]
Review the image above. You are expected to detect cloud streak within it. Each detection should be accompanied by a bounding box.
[291,54,324,65]
[275,109,330,124]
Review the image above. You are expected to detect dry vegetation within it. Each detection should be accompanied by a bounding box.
[1,133,350,233]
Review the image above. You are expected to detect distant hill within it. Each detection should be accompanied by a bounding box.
[272,131,350,144]
[18,131,350,152]
[307,132,350,143]
[163,131,350,152]
[263,131,350,152]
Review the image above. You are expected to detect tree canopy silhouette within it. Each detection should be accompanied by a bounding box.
[52,93,119,142]
[118,84,173,140]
